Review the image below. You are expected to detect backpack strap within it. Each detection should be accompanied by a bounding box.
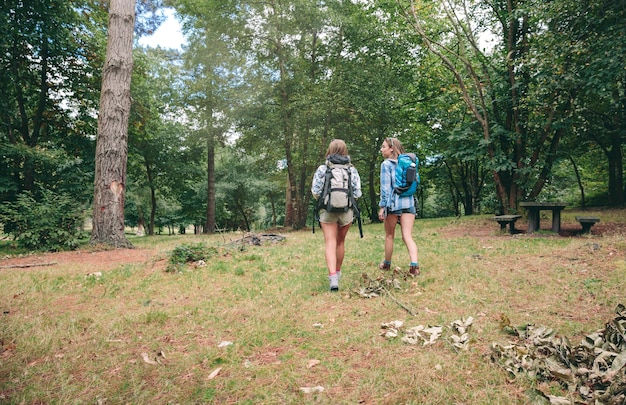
[389,159,399,203]
[312,165,333,234]
[319,165,333,213]
[347,167,363,238]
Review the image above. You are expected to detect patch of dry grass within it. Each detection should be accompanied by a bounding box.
[1,209,625,404]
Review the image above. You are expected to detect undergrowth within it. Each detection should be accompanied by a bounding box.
[166,242,218,272]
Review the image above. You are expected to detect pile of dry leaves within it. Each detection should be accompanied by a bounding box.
[491,304,626,404]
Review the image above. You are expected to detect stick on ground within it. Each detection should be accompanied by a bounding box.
[0,262,57,269]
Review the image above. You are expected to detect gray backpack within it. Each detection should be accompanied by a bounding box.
[321,161,353,212]
[312,155,363,237]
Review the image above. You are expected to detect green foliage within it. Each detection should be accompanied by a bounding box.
[0,190,86,251]
[166,242,217,272]
[0,0,102,201]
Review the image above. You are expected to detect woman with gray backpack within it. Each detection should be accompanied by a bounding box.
[311,139,362,292]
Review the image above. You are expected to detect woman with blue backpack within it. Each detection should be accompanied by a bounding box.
[377,137,420,277]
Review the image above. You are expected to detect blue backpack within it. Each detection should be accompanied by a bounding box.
[394,153,419,197]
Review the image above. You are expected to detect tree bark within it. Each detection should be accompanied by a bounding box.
[90,0,135,248]
[606,129,624,207]
[205,132,216,233]
[569,155,586,209]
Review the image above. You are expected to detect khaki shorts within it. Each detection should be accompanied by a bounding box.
[318,209,354,226]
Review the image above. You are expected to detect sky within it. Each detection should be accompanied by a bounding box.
[138,9,186,50]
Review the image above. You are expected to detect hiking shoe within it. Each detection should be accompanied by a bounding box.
[409,265,420,277]
[329,274,339,292]
[378,261,391,270]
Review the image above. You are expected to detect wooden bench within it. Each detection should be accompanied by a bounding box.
[576,216,600,234]
[491,215,523,234]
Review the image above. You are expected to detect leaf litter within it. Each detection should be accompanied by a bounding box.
[491,303,626,404]
[353,272,417,316]
[381,316,474,351]
[359,272,625,403]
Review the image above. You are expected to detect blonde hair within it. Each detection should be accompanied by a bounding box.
[326,139,349,157]
[385,137,405,156]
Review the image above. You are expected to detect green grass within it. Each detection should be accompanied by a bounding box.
[0,209,625,403]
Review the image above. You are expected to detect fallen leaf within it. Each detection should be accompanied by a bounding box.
[299,386,324,394]
[306,359,321,369]
[207,367,221,380]
[141,352,158,365]
[381,320,404,329]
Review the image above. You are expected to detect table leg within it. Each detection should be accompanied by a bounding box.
[527,209,539,232]
[552,209,561,232]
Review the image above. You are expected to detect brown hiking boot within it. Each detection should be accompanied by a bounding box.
[379,261,391,270]
[409,265,420,277]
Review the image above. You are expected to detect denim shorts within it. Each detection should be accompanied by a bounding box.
[387,206,416,216]
[319,209,354,226]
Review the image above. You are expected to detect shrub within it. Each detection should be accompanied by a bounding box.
[0,190,86,251]
[166,242,217,272]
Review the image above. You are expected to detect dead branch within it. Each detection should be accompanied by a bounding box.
[0,262,57,269]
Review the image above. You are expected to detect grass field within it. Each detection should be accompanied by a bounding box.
[1,208,625,404]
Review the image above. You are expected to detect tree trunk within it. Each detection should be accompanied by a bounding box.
[569,155,586,209]
[90,0,135,248]
[205,132,216,233]
[368,150,380,223]
[149,185,156,235]
[144,158,155,235]
[606,132,624,207]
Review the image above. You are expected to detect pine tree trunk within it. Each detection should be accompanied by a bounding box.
[90,0,135,248]
[205,134,216,233]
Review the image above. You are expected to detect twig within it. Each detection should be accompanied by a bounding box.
[363,273,417,316]
[0,262,57,269]
[382,285,418,317]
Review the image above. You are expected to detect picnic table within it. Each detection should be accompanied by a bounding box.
[519,202,567,233]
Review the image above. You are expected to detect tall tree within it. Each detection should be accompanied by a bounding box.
[211,0,335,230]
[325,0,426,222]
[404,0,572,212]
[127,46,192,235]
[543,0,625,206]
[90,0,136,247]
[0,0,104,203]
[172,0,245,233]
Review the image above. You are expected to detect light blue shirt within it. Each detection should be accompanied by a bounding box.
[379,159,415,211]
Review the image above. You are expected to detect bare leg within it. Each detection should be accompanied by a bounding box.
[320,222,339,276]
[383,214,399,263]
[399,213,418,263]
[335,223,351,271]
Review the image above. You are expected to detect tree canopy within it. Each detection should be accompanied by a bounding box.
[0,0,623,249]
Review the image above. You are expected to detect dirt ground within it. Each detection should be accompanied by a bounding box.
[0,246,163,273]
[1,220,624,273]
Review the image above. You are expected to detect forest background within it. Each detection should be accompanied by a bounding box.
[1,0,624,250]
